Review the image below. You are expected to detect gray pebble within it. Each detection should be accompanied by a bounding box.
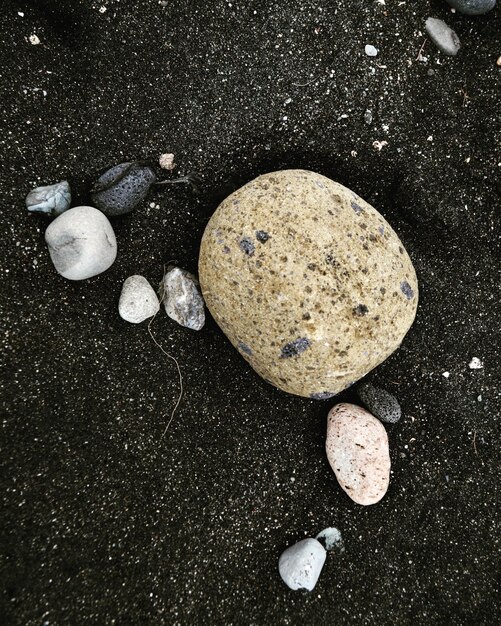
[26,180,71,216]
[278,538,326,591]
[445,0,496,15]
[160,267,205,330]
[315,527,345,553]
[119,275,160,324]
[364,109,373,125]
[91,162,156,216]
[45,206,117,280]
[425,18,461,56]
[365,44,378,57]
[357,382,402,424]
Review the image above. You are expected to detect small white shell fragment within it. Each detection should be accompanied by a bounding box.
[469,357,483,370]
[278,538,326,591]
[159,153,176,170]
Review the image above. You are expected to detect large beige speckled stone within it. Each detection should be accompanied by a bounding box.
[326,403,391,505]
[199,170,418,398]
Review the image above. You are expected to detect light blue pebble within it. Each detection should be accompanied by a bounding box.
[26,180,71,216]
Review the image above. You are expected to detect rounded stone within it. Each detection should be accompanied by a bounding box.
[45,206,117,280]
[326,403,391,506]
[445,0,496,15]
[425,18,461,56]
[119,275,160,324]
[199,170,418,398]
[357,381,402,424]
[278,538,326,591]
[91,162,156,216]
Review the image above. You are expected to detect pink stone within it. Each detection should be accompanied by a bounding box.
[326,403,391,505]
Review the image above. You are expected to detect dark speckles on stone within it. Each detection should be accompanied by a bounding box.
[239,237,255,256]
[311,391,337,400]
[280,337,311,359]
[238,341,253,356]
[351,200,363,215]
[256,230,270,243]
[400,281,414,300]
[223,245,230,254]
[379,225,385,235]
[354,304,369,316]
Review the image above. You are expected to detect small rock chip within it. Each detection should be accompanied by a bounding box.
[45,206,117,280]
[445,0,496,15]
[29,34,40,45]
[326,403,391,506]
[315,527,345,553]
[365,44,378,57]
[159,153,176,170]
[91,162,156,216]
[119,275,160,324]
[364,109,373,125]
[26,180,71,216]
[278,538,326,591]
[469,357,483,369]
[160,267,205,330]
[425,18,461,56]
[357,381,402,424]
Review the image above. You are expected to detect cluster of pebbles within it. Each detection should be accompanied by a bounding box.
[29,165,412,594]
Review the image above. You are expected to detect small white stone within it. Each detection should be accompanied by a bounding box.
[45,206,117,280]
[469,357,483,370]
[29,34,40,45]
[365,45,378,57]
[159,153,176,170]
[442,371,450,378]
[119,275,160,324]
[278,538,326,591]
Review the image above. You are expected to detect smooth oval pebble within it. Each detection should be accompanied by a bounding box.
[91,162,156,216]
[278,538,326,591]
[357,382,402,424]
[425,18,461,56]
[326,402,391,505]
[445,0,496,15]
[45,206,117,280]
[119,275,160,324]
[199,170,418,398]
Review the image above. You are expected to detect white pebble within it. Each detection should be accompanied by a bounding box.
[278,538,326,591]
[29,34,40,45]
[365,45,378,57]
[119,276,160,324]
[161,267,205,330]
[469,357,483,370]
[442,371,450,378]
[45,206,117,280]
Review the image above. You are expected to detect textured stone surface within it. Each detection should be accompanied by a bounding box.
[278,538,326,591]
[161,267,205,330]
[118,275,160,324]
[45,206,117,280]
[199,170,418,398]
[326,403,391,505]
[357,382,402,424]
[26,180,71,216]
[315,527,345,553]
[91,162,156,216]
[445,0,496,15]
[425,18,461,56]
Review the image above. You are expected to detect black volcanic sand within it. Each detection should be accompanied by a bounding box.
[1,1,499,624]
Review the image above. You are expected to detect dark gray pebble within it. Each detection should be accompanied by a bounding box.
[357,382,402,424]
[91,162,156,216]
[445,0,496,15]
